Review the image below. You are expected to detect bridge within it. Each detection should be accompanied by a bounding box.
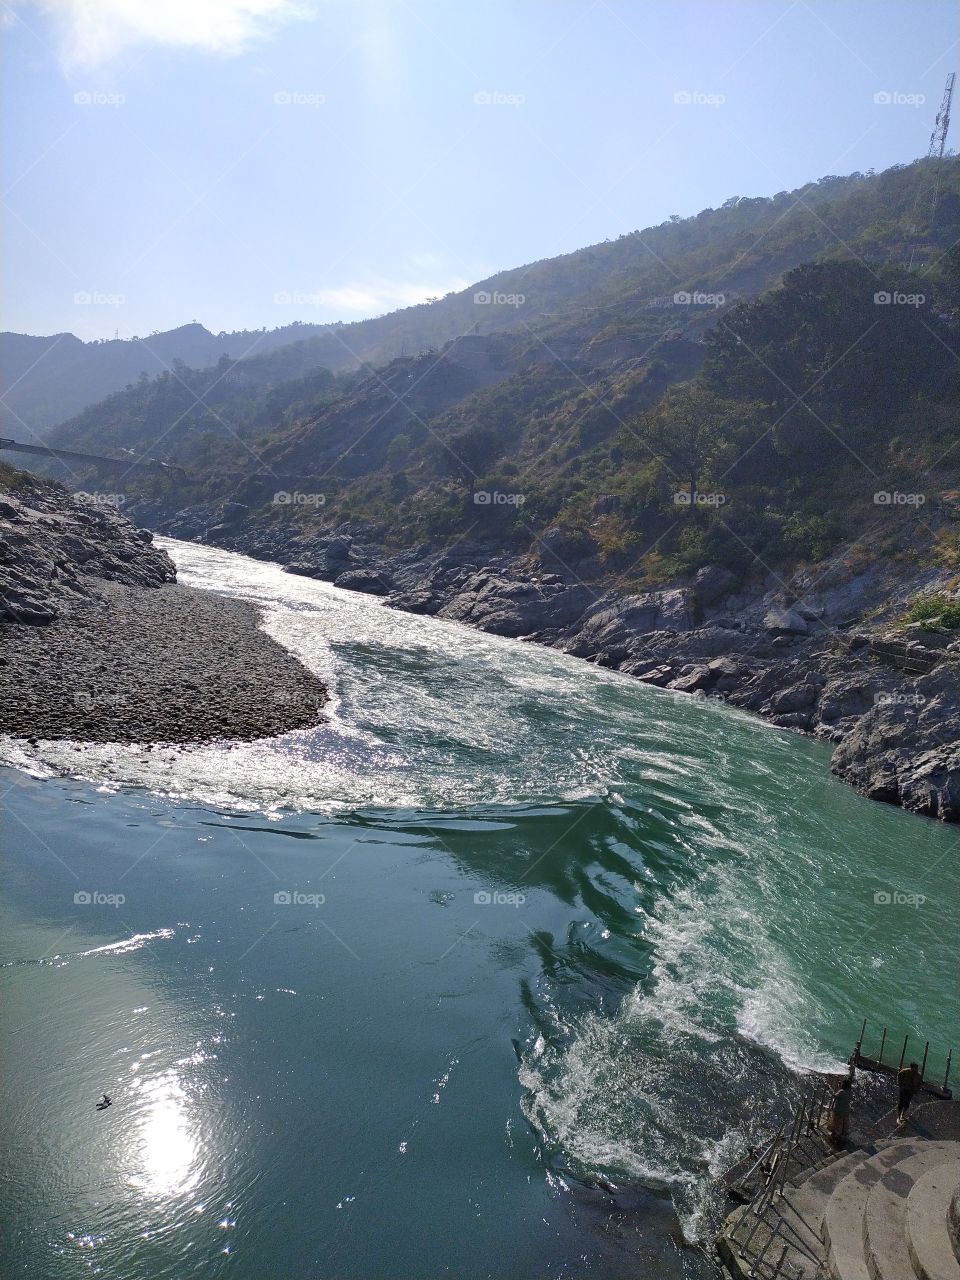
[1,439,337,493]
[0,437,187,477]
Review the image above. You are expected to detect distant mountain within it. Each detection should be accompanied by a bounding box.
[10,157,957,444]
[0,320,338,441]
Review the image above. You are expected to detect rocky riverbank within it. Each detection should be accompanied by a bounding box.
[0,470,327,743]
[152,501,960,822]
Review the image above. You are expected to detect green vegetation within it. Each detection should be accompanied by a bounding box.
[903,593,960,631]
[0,460,34,491]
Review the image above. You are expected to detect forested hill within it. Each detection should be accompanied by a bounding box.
[11,157,959,444]
[30,155,960,593]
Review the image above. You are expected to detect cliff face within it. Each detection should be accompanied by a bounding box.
[830,666,960,821]
[0,469,175,624]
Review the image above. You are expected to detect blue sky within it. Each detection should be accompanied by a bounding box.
[2,0,957,340]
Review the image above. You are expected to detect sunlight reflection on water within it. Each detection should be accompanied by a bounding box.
[128,1071,201,1198]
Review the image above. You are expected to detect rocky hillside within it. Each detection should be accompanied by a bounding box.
[33,160,960,616]
[0,320,341,442]
[0,463,175,624]
[113,251,960,597]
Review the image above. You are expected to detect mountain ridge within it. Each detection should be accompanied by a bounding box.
[7,158,953,442]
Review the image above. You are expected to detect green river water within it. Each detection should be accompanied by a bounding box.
[1,538,956,1280]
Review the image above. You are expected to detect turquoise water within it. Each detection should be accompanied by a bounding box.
[1,540,957,1280]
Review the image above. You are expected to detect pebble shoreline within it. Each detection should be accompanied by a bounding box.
[0,580,328,745]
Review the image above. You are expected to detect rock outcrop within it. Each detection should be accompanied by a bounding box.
[0,474,174,624]
[831,665,960,821]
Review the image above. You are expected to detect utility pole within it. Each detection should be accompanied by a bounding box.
[926,72,955,222]
[907,72,955,268]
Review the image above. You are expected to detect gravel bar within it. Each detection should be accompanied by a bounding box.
[0,580,328,745]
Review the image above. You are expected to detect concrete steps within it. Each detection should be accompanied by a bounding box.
[862,1144,959,1280]
[772,1151,873,1277]
[906,1161,960,1280]
[824,1141,927,1280]
[822,1140,960,1280]
[719,1135,960,1280]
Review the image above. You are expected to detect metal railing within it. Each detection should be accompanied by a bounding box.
[723,1024,952,1277]
[727,1079,834,1277]
[852,1021,953,1099]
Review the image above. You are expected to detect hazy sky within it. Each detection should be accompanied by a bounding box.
[2,0,957,340]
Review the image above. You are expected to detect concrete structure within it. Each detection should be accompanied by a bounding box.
[718,1101,960,1279]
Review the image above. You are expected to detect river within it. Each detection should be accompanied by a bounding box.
[1,538,957,1280]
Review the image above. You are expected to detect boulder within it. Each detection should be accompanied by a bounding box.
[285,540,353,581]
[640,664,677,687]
[771,710,814,731]
[707,657,741,676]
[658,588,695,630]
[564,589,694,658]
[707,656,743,692]
[333,567,393,595]
[763,607,808,636]
[436,573,591,639]
[668,665,714,693]
[321,535,353,560]
[692,564,736,607]
[384,589,439,615]
[285,556,337,581]
[618,657,664,678]
[770,681,818,714]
